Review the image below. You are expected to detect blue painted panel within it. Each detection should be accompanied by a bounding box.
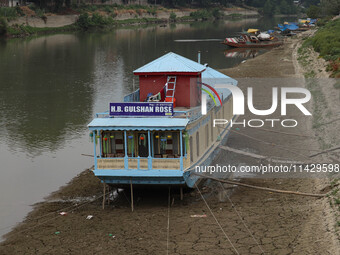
[93,169,184,177]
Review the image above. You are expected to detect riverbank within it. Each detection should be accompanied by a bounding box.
[1,5,259,38]
[1,31,339,254]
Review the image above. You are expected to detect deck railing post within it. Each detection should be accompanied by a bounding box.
[94,130,97,169]
[148,130,152,170]
[99,130,102,158]
[124,130,128,169]
[180,130,183,170]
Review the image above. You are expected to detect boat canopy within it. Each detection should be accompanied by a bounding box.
[88,117,189,131]
[247,29,259,33]
[278,23,299,31]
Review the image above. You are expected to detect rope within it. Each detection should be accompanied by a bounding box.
[195,183,240,255]
[247,126,313,138]
[218,182,265,254]
[225,127,313,159]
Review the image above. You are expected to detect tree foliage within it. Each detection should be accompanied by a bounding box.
[306,5,320,18]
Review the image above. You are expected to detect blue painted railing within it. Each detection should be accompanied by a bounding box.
[124,89,140,102]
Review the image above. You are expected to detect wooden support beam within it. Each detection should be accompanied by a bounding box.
[107,185,110,206]
[130,180,134,212]
[102,182,106,210]
[180,187,183,201]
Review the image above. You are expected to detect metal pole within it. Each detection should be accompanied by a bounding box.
[180,187,183,201]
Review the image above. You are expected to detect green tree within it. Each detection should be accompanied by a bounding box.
[263,0,274,15]
[306,5,320,18]
[280,0,289,14]
[321,0,340,16]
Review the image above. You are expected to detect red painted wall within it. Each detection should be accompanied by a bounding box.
[138,74,202,108]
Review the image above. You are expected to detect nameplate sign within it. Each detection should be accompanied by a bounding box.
[109,102,173,117]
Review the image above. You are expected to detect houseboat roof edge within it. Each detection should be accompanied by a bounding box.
[88,117,189,131]
[133,52,207,74]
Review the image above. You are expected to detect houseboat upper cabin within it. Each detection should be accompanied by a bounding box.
[87,52,238,188]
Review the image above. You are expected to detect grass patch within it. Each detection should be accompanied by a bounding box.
[308,18,340,77]
[6,24,76,37]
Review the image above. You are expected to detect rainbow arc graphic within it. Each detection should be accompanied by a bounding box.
[200,82,222,114]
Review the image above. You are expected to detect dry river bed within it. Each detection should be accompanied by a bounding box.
[1,33,339,254]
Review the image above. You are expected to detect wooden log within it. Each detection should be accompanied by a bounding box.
[309,146,340,157]
[193,173,326,198]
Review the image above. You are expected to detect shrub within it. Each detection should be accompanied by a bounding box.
[76,13,111,30]
[15,6,24,16]
[91,13,109,27]
[190,10,211,20]
[212,8,223,19]
[76,13,92,30]
[0,17,7,36]
[170,12,176,21]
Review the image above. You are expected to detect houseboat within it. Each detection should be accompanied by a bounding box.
[87,52,238,192]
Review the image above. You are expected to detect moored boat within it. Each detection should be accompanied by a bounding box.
[87,52,238,190]
[222,33,283,48]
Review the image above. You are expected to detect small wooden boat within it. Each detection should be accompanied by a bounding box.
[222,33,283,48]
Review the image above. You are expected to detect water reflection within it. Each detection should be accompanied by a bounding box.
[0,34,95,156]
[224,48,265,59]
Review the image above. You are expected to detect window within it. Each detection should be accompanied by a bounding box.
[137,132,148,157]
[153,131,181,158]
[101,131,124,157]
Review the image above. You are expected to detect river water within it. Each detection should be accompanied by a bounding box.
[0,16,294,239]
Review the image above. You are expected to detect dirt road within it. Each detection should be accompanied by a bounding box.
[1,35,339,254]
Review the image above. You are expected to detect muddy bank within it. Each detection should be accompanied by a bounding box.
[1,34,339,254]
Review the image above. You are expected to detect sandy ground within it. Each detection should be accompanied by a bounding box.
[0,33,339,254]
